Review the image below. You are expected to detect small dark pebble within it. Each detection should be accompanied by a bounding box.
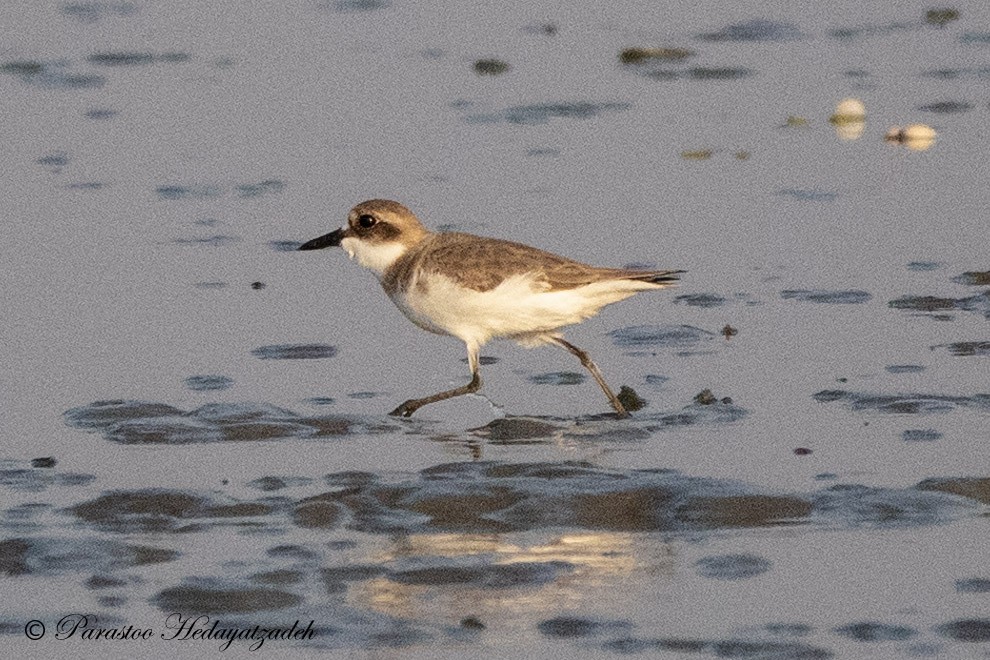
[31,457,57,469]
[461,616,486,630]
[694,389,717,405]
[722,324,738,339]
[251,281,265,290]
[926,9,960,27]
[473,59,510,76]
[793,447,812,456]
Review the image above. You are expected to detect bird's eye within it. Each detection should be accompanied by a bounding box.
[357,214,377,229]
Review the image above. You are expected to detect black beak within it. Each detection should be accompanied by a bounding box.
[298,229,344,251]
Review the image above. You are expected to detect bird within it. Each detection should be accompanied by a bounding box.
[298,199,682,418]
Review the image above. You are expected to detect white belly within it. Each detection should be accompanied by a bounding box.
[386,272,649,347]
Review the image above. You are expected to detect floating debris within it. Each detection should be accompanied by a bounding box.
[830,97,865,123]
[461,616,486,630]
[681,149,713,161]
[619,47,694,64]
[884,124,936,151]
[693,389,717,405]
[925,8,960,28]
[830,98,866,140]
[473,59,510,75]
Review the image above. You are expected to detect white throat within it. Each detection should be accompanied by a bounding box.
[340,236,407,276]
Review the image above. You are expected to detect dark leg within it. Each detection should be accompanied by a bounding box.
[551,337,629,418]
[390,343,482,417]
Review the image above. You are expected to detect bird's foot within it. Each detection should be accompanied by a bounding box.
[389,400,421,417]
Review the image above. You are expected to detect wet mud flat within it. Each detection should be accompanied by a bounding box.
[7,269,987,657]
[4,397,990,656]
[6,244,990,659]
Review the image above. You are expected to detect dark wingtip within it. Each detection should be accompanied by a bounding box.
[647,269,685,284]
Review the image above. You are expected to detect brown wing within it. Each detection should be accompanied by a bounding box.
[406,232,680,292]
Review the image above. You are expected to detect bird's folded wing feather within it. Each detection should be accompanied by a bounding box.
[413,233,679,292]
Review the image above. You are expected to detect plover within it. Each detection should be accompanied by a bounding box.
[299,199,681,418]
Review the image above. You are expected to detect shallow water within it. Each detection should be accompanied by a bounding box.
[3,1,989,658]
